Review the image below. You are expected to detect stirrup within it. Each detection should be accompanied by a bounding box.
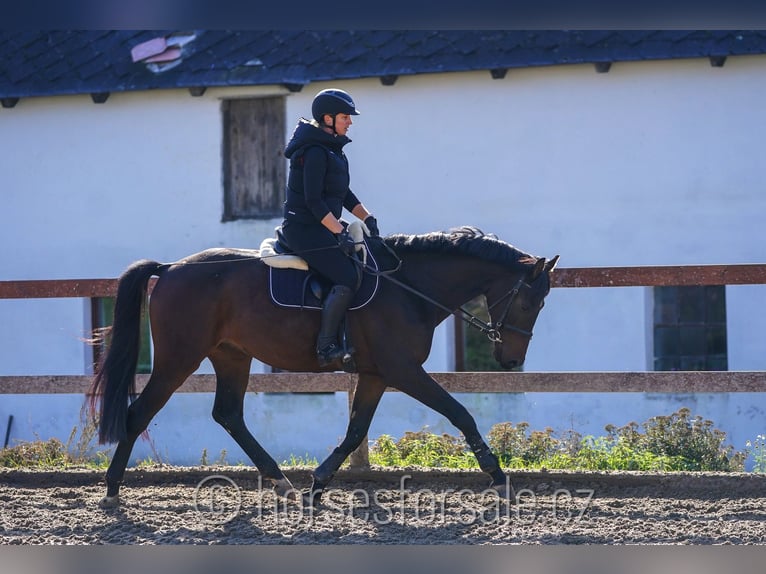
[317,343,344,366]
[317,343,355,368]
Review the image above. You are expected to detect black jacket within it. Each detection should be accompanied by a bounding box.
[283,118,361,223]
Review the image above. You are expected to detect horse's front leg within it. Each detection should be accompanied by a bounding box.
[307,373,386,506]
[392,365,515,501]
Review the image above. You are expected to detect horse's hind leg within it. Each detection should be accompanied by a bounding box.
[390,365,514,499]
[209,345,296,500]
[308,373,387,504]
[101,363,198,507]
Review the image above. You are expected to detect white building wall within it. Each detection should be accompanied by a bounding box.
[1,56,765,466]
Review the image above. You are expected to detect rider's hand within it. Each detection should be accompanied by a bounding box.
[363,215,380,237]
[337,229,357,256]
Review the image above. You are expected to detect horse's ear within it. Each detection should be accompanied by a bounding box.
[531,257,547,280]
[545,255,560,272]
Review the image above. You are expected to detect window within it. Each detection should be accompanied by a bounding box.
[222,96,286,221]
[653,286,727,371]
[91,298,152,374]
[454,295,519,371]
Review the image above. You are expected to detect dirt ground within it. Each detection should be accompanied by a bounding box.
[1,466,765,545]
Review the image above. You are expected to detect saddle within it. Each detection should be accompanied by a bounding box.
[260,221,381,310]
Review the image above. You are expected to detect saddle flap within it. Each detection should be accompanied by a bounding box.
[268,234,381,311]
[307,274,328,302]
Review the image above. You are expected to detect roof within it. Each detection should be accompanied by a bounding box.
[2,30,766,102]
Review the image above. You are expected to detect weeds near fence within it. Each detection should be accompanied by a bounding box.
[280,454,319,467]
[371,430,479,469]
[0,420,111,469]
[370,408,750,472]
[200,448,230,466]
[746,435,766,473]
[1,407,758,472]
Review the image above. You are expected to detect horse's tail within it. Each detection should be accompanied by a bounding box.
[88,259,166,444]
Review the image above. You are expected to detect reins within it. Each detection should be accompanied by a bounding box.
[354,240,531,343]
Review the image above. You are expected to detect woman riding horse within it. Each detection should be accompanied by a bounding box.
[89,226,558,508]
[280,88,380,368]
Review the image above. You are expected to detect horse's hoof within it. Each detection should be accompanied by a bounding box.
[99,495,120,509]
[271,478,300,502]
[302,489,323,508]
[491,480,517,503]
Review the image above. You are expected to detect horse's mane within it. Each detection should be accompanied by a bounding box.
[383,226,537,268]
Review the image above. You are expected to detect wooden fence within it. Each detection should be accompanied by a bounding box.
[1,264,765,464]
[1,263,765,396]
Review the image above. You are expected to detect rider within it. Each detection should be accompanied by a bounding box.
[280,88,380,367]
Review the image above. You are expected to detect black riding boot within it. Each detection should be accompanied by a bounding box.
[316,285,355,367]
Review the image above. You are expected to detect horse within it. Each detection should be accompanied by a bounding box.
[88,226,559,508]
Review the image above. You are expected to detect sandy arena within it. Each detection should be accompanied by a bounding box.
[2,466,765,545]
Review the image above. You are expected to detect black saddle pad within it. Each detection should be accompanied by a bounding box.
[269,236,387,310]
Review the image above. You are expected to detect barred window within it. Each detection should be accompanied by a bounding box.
[653,286,727,371]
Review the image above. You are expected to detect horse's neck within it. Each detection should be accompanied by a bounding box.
[398,254,504,310]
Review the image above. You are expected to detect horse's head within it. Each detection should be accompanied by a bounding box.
[486,254,559,369]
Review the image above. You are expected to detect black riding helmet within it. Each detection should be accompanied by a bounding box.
[311,89,360,132]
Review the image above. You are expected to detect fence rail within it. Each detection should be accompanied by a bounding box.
[2,371,766,395]
[1,263,765,299]
[551,263,766,288]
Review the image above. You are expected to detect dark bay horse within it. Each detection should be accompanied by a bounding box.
[89,226,559,508]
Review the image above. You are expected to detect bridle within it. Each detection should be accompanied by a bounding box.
[369,258,535,344]
[482,277,534,343]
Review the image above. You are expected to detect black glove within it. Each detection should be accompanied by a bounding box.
[337,229,357,256]
[364,215,380,237]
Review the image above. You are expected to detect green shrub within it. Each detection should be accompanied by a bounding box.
[371,429,477,468]
[747,435,766,473]
[487,422,561,467]
[0,420,111,469]
[2,408,751,473]
[370,434,403,466]
[605,407,746,471]
[370,408,748,472]
[0,437,70,467]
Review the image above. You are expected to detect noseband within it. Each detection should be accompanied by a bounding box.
[484,277,533,343]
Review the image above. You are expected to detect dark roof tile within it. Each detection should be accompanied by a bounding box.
[360,30,399,49]
[3,30,766,99]
[578,30,621,48]
[373,34,415,60]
